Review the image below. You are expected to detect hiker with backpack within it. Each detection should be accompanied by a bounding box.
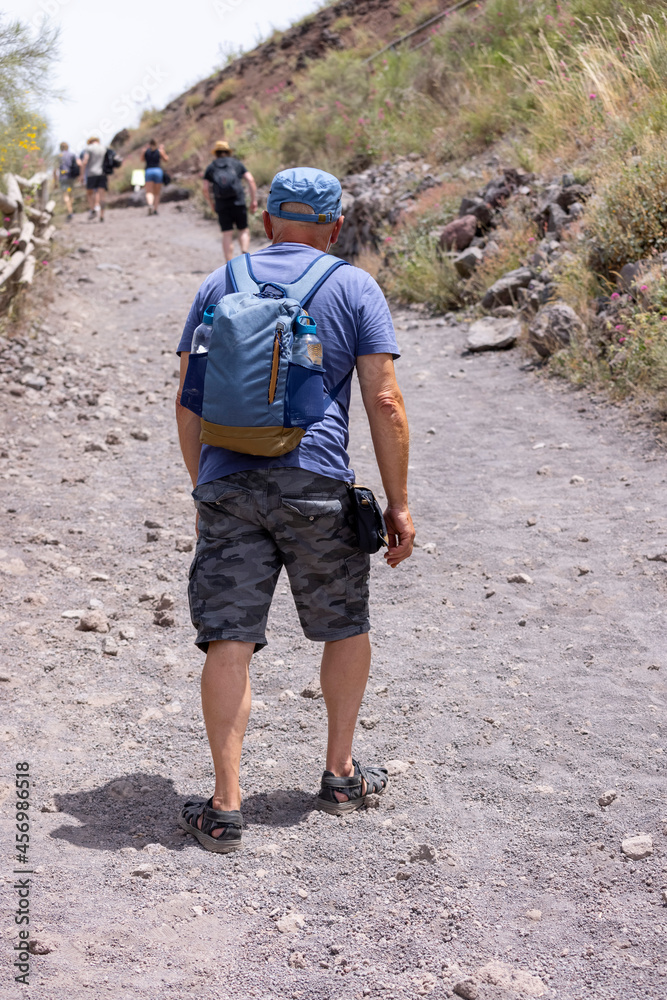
[143,137,169,216]
[53,142,79,221]
[203,140,257,260]
[175,166,414,853]
[80,136,109,222]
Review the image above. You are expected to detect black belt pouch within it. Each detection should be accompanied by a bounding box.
[347,485,388,554]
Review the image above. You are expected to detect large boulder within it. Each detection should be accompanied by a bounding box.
[617,259,653,293]
[454,246,483,279]
[439,214,477,252]
[108,191,145,209]
[466,316,521,352]
[482,182,512,208]
[107,185,191,209]
[160,185,191,204]
[556,183,591,210]
[529,300,584,357]
[546,202,569,237]
[481,267,534,309]
[459,196,493,228]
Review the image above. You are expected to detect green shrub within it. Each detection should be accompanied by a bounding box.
[383,231,462,312]
[586,149,667,275]
[185,92,204,117]
[212,78,239,106]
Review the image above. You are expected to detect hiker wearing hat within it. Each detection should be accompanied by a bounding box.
[203,140,257,260]
[176,166,414,853]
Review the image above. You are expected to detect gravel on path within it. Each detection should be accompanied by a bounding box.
[1,203,665,1000]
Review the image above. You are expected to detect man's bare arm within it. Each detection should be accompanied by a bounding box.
[244,171,258,214]
[357,353,414,567]
[176,352,201,488]
[203,179,216,213]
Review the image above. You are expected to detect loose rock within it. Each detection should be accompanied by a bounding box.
[409,844,438,863]
[507,573,533,584]
[621,834,653,860]
[454,246,483,279]
[598,790,617,808]
[175,537,194,552]
[453,980,478,1000]
[102,636,119,656]
[75,610,110,633]
[481,267,533,309]
[439,215,477,252]
[154,610,175,627]
[465,317,520,353]
[276,912,305,934]
[385,759,410,775]
[529,301,584,358]
[301,678,323,699]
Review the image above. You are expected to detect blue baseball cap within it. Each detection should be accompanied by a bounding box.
[267,166,342,224]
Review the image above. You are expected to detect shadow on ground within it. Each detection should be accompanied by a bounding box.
[50,774,313,850]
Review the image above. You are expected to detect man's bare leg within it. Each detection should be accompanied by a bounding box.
[320,633,371,798]
[200,639,254,828]
[238,228,250,254]
[222,230,234,261]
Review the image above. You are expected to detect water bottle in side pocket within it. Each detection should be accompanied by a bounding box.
[284,314,326,428]
[180,305,216,416]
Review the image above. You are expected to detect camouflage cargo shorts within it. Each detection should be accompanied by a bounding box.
[189,468,371,652]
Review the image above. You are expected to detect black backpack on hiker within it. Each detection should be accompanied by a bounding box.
[209,158,244,204]
[103,148,123,175]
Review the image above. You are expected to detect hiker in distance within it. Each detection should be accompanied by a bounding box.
[175,166,415,852]
[80,136,108,222]
[53,142,79,221]
[203,139,257,261]
[143,137,169,216]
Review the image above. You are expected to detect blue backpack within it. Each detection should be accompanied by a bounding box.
[180,252,351,457]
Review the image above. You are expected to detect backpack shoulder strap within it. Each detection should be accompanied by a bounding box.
[228,251,349,301]
[282,253,349,306]
[227,254,260,294]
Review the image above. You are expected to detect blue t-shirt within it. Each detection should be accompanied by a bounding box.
[177,242,399,486]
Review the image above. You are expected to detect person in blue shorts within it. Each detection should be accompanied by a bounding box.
[175,166,415,853]
[143,138,169,216]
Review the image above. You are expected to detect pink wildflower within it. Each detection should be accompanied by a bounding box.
[639,284,648,291]
[610,292,620,300]
[589,93,597,100]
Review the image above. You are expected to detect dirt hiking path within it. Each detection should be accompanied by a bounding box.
[1,202,666,1000]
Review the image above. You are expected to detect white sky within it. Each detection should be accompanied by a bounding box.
[6,0,324,152]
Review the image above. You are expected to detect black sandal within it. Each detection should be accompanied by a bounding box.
[315,758,389,815]
[178,797,243,853]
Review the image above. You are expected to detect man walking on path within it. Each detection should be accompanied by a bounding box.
[80,136,108,222]
[53,142,78,221]
[175,166,414,852]
[203,140,257,261]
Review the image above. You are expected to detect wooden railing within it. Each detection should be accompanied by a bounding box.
[0,171,56,306]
